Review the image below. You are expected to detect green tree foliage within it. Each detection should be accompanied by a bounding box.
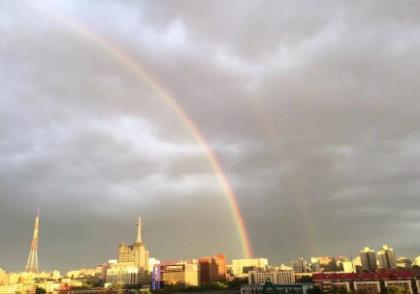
[35,287,46,294]
[307,287,321,294]
[387,285,409,294]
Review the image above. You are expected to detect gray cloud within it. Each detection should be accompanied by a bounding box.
[1,0,420,272]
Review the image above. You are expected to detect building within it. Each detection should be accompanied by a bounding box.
[415,256,420,267]
[277,264,293,271]
[310,263,321,273]
[294,272,313,283]
[342,261,354,273]
[248,270,295,285]
[0,269,7,285]
[154,261,200,287]
[360,247,378,271]
[148,258,160,273]
[198,253,227,285]
[117,217,149,271]
[317,256,334,266]
[310,258,321,273]
[397,257,412,269]
[292,258,308,273]
[354,281,381,293]
[313,270,420,293]
[241,283,313,294]
[317,281,351,293]
[0,284,26,294]
[384,280,413,294]
[106,263,144,285]
[377,245,397,269]
[232,258,268,278]
[106,217,150,286]
[353,256,362,268]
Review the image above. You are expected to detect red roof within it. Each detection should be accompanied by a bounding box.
[313,270,417,282]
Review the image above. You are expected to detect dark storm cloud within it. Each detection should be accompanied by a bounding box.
[1,0,420,271]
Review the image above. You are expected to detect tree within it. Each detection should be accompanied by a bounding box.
[330,288,350,294]
[387,285,409,294]
[35,287,46,294]
[307,287,321,294]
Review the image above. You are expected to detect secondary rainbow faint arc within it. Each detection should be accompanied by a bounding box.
[35,5,253,258]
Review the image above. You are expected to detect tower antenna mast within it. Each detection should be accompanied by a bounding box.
[25,208,40,273]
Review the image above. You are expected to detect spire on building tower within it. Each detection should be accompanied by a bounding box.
[136,216,142,243]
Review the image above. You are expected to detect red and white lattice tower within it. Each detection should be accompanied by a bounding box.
[25,208,40,273]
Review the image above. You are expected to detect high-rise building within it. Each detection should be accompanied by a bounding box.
[377,245,397,269]
[117,217,149,272]
[291,258,308,273]
[198,254,227,285]
[25,209,40,273]
[107,217,150,285]
[310,256,342,272]
[232,258,268,277]
[414,256,420,267]
[360,247,377,271]
[342,261,354,273]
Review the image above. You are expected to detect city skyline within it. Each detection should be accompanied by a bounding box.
[5,211,419,273]
[1,0,420,272]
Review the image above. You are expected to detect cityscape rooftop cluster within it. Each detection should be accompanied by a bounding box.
[0,213,419,294]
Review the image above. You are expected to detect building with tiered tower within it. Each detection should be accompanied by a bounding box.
[106,217,150,286]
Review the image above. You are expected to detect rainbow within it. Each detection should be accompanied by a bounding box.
[33,4,253,258]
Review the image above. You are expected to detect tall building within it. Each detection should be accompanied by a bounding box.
[360,247,377,271]
[377,245,397,269]
[232,258,268,278]
[25,208,40,273]
[352,256,362,272]
[198,254,227,285]
[117,217,149,272]
[342,261,354,273]
[414,256,420,267]
[291,258,308,273]
[107,217,150,285]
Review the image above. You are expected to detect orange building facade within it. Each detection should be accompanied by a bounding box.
[198,254,227,285]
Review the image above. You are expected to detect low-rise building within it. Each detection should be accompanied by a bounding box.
[153,261,200,288]
[384,280,413,294]
[106,262,149,285]
[232,258,268,278]
[248,270,295,285]
[396,257,412,269]
[313,270,420,293]
[0,283,34,294]
[354,280,381,293]
[241,283,313,294]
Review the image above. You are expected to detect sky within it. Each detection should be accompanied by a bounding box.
[1,0,420,272]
